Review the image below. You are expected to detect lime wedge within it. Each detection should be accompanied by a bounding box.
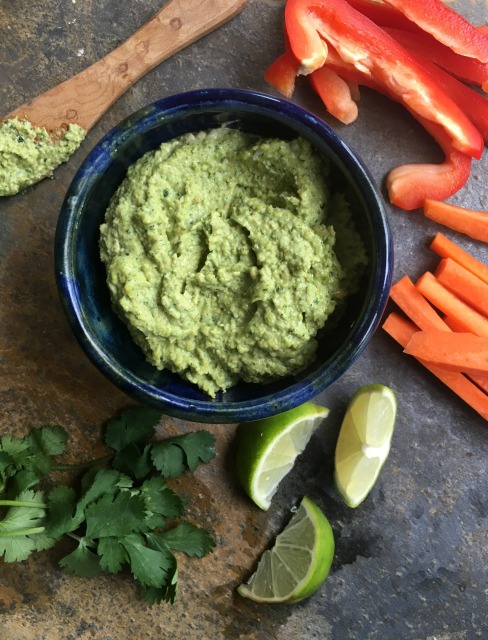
[237,496,334,603]
[334,384,397,508]
[235,403,329,510]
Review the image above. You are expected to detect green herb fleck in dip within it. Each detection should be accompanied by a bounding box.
[100,129,368,397]
[0,117,86,196]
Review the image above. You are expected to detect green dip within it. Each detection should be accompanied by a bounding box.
[0,118,86,196]
[100,129,367,397]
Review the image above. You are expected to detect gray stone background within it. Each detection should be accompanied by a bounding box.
[0,1,487,638]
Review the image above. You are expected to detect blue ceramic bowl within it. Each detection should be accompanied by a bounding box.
[55,88,392,423]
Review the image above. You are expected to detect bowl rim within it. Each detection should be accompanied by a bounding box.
[55,88,393,423]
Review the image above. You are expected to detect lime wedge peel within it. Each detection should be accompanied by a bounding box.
[237,496,335,604]
[334,384,397,509]
[235,403,330,511]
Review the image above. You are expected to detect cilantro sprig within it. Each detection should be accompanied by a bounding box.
[0,408,216,604]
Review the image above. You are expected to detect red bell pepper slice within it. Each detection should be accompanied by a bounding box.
[412,57,488,145]
[386,117,472,211]
[380,0,488,64]
[314,47,472,210]
[384,27,488,90]
[346,0,421,33]
[309,66,359,124]
[284,0,484,159]
[264,50,300,98]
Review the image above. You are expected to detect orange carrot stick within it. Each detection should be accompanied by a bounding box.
[389,274,488,392]
[424,199,488,243]
[383,311,419,344]
[403,325,488,392]
[416,271,488,337]
[404,329,488,375]
[389,275,448,330]
[435,257,488,318]
[383,312,488,420]
[430,232,488,285]
[442,314,465,332]
[468,372,488,395]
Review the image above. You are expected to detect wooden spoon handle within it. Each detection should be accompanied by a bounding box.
[7,0,248,132]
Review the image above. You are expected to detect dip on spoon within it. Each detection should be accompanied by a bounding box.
[0,0,248,196]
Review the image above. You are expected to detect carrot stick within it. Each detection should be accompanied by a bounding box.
[424,199,488,243]
[389,274,488,391]
[383,312,488,420]
[404,330,488,375]
[383,311,419,344]
[416,272,488,337]
[430,232,488,286]
[441,314,463,332]
[435,257,488,318]
[468,373,488,395]
[389,275,448,330]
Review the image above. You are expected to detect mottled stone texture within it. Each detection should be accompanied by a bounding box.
[0,1,487,638]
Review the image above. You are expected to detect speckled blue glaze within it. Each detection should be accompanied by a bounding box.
[54,88,393,423]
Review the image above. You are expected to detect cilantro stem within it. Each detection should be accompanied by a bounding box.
[66,532,96,549]
[67,532,82,543]
[51,453,113,472]
[0,526,45,537]
[0,499,47,508]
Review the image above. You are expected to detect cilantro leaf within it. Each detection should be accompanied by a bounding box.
[104,408,161,453]
[0,451,15,493]
[85,491,147,539]
[120,533,173,588]
[0,450,14,475]
[28,426,68,457]
[151,431,216,477]
[176,431,216,470]
[32,532,58,552]
[0,535,38,563]
[0,434,31,463]
[141,555,178,605]
[112,442,153,481]
[44,485,81,538]
[150,441,184,478]
[140,476,184,520]
[78,468,126,511]
[98,537,127,574]
[153,524,216,558]
[0,489,46,532]
[59,538,103,577]
[26,426,68,476]
[6,469,40,497]
[0,489,50,562]
[0,435,33,483]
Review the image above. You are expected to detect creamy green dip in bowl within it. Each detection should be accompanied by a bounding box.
[55,89,392,423]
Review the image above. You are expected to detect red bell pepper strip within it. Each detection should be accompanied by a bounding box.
[386,117,472,211]
[264,50,300,98]
[284,0,484,159]
[383,27,488,90]
[315,47,472,210]
[347,0,421,33]
[264,45,359,123]
[380,0,488,64]
[309,66,359,124]
[414,58,488,145]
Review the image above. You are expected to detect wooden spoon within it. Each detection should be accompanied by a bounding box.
[4,0,248,132]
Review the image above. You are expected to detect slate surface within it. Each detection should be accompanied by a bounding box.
[0,1,487,639]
